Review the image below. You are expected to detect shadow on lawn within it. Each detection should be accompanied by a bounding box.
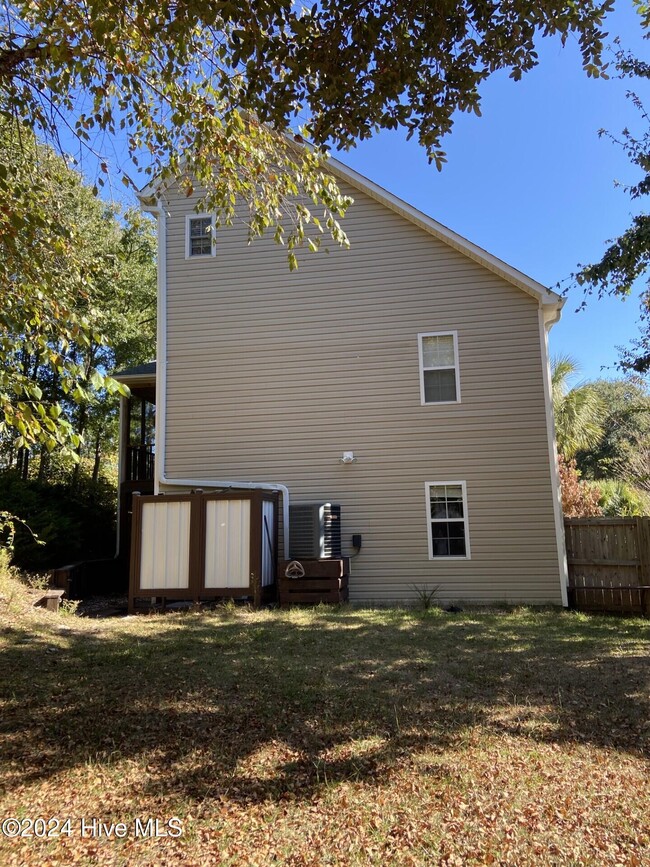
[0,609,648,805]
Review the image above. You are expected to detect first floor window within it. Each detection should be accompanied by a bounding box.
[186,215,214,257]
[426,481,470,559]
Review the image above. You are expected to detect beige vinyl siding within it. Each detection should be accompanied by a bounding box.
[161,180,562,604]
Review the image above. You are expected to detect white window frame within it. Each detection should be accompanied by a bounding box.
[418,331,461,405]
[185,213,217,259]
[425,480,471,560]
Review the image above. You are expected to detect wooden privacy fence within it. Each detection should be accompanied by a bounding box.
[564,517,650,616]
[129,489,278,612]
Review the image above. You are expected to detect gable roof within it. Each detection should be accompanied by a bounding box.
[138,154,563,317]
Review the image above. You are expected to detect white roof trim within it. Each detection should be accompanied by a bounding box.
[138,151,563,309]
[113,372,156,385]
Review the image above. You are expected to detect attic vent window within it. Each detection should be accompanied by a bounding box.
[418,331,460,404]
[186,215,215,258]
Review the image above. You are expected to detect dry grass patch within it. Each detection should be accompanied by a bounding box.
[0,568,648,865]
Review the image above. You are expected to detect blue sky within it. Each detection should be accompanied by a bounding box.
[338,1,649,382]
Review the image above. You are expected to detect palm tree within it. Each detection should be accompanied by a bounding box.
[551,356,606,458]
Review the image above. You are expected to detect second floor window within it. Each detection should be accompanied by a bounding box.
[418,331,460,404]
[186,215,214,257]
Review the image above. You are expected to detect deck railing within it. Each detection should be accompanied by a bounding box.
[126,445,155,481]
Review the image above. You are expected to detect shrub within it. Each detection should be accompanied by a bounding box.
[591,478,650,517]
[558,454,602,517]
[0,471,116,569]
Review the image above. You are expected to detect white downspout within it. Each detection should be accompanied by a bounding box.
[151,198,166,500]
[143,197,291,557]
[539,300,569,607]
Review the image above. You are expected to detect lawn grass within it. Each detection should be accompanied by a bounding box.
[0,568,648,866]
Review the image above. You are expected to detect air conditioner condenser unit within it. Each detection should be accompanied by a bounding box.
[289,503,342,559]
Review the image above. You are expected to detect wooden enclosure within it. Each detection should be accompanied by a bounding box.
[564,517,650,616]
[278,558,350,606]
[129,489,278,612]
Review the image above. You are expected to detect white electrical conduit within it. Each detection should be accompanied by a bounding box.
[158,477,290,557]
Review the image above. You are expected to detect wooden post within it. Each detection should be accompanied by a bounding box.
[128,492,142,614]
[189,490,206,606]
[636,516,650,616]
[250,490,263,608]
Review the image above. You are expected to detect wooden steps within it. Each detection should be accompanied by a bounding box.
[34,589,65,612]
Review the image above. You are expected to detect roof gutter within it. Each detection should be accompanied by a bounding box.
[538,295,568,606]
[140,196,291,557]
[113,373,156,388]
[542,295,565,328]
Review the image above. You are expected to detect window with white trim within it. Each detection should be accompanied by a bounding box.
[418,331,460,404]
[186,214,215,258]
[426,481,470,559]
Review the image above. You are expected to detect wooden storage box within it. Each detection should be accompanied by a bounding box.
[279,574,349,606]
[279,558,350,605]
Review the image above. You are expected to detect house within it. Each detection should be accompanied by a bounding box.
[116,156,567,606]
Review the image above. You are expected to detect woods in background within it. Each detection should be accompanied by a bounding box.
[553,358,650,517]
[0,128,156,565]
